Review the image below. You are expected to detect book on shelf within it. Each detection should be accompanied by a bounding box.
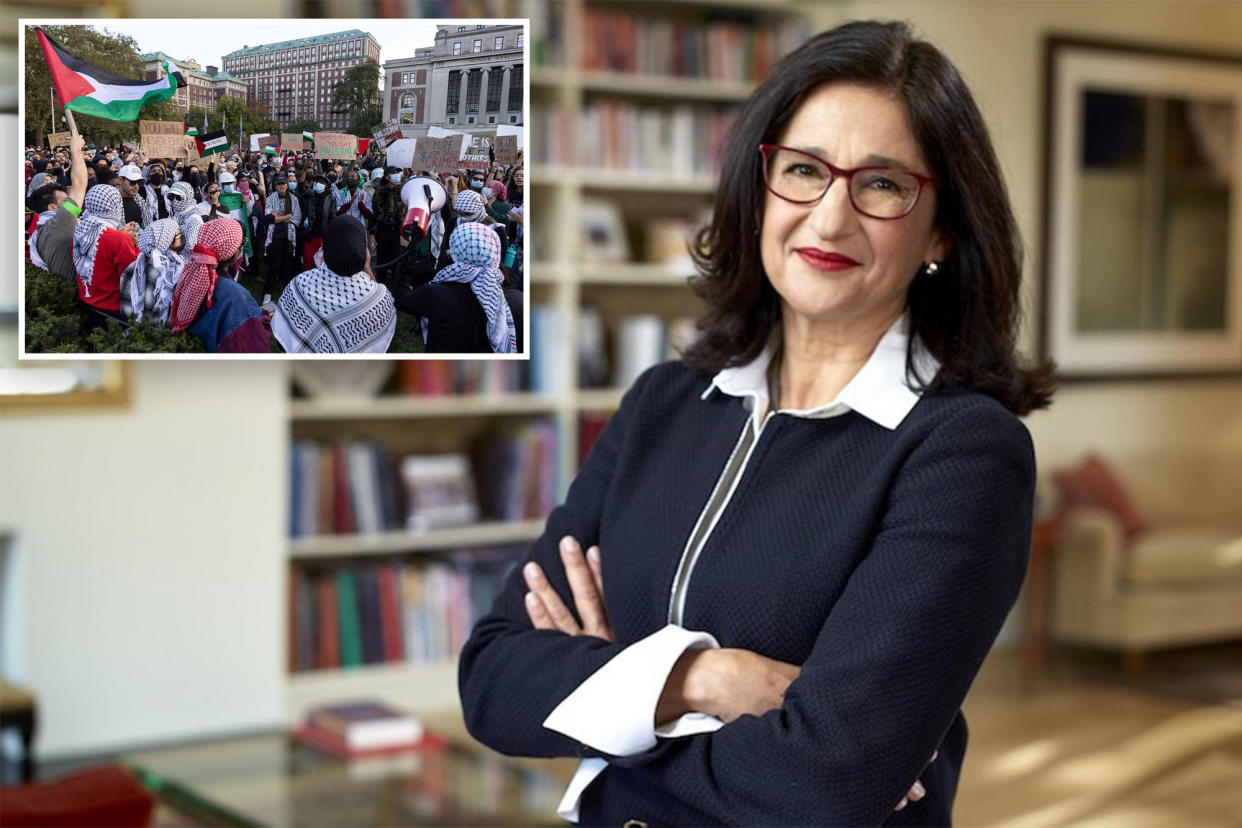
[396,360,529,397]
[575,308,699,392]
[579,412,611,467]
[580,9,808,83]
[304,701,424,751]
[290,551,526,673]
[577,99,738,179]
[401,454,480,532]
[530,306,567,394]
[531,106,574,168]
[474,419,560,523]
[291,440,404,538]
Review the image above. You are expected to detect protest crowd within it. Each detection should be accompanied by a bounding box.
[24,134,525,354]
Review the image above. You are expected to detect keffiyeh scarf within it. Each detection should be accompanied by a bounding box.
[272,266,396,354]
[170,218,243,334]
[170,181,203,252]
[453,190,486,222]
[431,222,516,354]
[28,208,57,272]
[131,219,184,325]
[71,185,125,295]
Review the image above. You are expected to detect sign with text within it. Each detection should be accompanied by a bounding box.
[411,136,464,175]
[314,132,358,160]
[249,133,271,152]
[493,134,519,166]
[280,133,305,153]
[140,120,192,159]
[372,118,401,146]
[46,131,71,149]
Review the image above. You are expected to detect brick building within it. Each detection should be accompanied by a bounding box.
[221,30,381,131]
[141,52,247,117]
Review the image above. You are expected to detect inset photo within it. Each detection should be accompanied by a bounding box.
[20,18,527,357]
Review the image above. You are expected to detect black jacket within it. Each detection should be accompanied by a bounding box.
[459,361,1036,826]
[394,282,491,353]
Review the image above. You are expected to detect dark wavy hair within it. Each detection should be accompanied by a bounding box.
[683,20,1055,416]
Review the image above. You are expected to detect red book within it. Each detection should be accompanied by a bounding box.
[317,447,335,535]
[316,574,340,670]
[377,564,405,663]
[294,724,448,759]
[333,444,355,535]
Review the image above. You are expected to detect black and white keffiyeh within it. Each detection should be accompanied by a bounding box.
[169,182,203,252]
[129,219,184,325]
[272,266,396,353]
[453,190,486,222]
[431,221,516,354]
[28,208,57,272]
[72,184,124,294]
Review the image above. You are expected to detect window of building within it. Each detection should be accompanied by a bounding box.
[486,68,503,112]
[495,36,504,50]
[468,115,475,124]
[446,70,460,113]
[448,116,455,124]
[517,33,524,48]
[488,115,496,124]
[453,42,461,55]
[457,26,465,31]
[473,39,482,53]
[477,24,483,29]
[508,64,522,109]
[466,68,482,113]
[400,112,414,124]
[400,92,414,109]
[509,114,518,123]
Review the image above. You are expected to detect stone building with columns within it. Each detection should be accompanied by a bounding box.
[382,23,523,134]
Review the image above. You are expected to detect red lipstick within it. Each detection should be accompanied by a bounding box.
[795,248,860,272]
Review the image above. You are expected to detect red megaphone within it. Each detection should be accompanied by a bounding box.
[400,177,447,243]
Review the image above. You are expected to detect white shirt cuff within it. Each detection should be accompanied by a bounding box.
[543,624,720,756]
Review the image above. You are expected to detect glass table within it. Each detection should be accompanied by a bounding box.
[122,722,573,827]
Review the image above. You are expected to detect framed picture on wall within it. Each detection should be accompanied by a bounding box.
[1041,36,1242,379]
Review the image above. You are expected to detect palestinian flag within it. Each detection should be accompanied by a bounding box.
[264,145,278,155]
[217,191,252,257]
[194,129,229,156]
[302,130,315,141]
[185,125,198,136]
[36,28,184,122]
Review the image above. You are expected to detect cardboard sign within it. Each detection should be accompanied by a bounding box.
[411,136,464,175]
[46,131,71,149]
[188,154,216,172]
[372,118,401,146]
[315,132,357,160]
[281,133,305,153]
[249,133,271,152]
[493,134,519,166]
[140,120,193,159]
[385,138,417,169]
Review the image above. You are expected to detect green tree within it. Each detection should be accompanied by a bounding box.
[332,58,381,135]
[286,117,320,135]
[24,25,180,148]
[243,103,279,143]
[216,96,247,139]
[186,105,210,133]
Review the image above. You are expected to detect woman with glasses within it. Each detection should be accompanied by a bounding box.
[460,20,1056,826]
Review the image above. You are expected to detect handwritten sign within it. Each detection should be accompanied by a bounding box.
[411,136,464,176]
[249,133,271,152]
[281,133,305,153]
[493,134,519,166]
[140,120,193,159]
[372,118,401,147]
[46,131,71,149]
[314,132,357,160]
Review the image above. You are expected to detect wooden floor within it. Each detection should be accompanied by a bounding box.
[955,649,1242,826]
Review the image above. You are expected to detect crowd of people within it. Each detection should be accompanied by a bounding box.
[24,133,525,354]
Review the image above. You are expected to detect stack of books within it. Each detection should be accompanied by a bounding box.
[294,701,428,758]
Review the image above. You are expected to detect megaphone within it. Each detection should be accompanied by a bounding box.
[400,177,447,244]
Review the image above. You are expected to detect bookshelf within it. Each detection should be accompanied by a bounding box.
[283,0,809,727]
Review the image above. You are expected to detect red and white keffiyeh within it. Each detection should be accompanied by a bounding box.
[169,218,243,334]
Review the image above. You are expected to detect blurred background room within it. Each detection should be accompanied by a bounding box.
[3,0,1241,825]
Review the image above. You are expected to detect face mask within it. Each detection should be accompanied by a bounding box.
[314,183,326,194]
[148,173,165,187]
[173,170,181,181]
[223,184,234,193]
[469,180,483,189]
[390,174,402,184]
[347,180,358,191]
[482,187,494,199]
[288,181,297,191]
[327,174,337,184]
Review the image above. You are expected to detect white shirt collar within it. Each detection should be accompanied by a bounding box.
[700,313,940,431]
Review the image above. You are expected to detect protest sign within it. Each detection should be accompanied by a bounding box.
[281,133,305,152]
[372,118,401,147]
[46,131,71,149]
[385,138,417,169]
[493,134,519,165]
[188,154,215,172]
[411,136,464,176]
[496,123,524,149]
[315,132,357,160]
[140,119,193,158]
[249,133,271,152]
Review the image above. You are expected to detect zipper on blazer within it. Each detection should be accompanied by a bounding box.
[667,411,775,626]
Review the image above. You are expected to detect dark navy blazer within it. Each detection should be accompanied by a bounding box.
[460,359,1035,826]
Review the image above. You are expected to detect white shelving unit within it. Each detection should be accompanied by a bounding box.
[285,0,805,726]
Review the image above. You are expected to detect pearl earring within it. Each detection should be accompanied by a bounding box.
[923,261,939,276]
